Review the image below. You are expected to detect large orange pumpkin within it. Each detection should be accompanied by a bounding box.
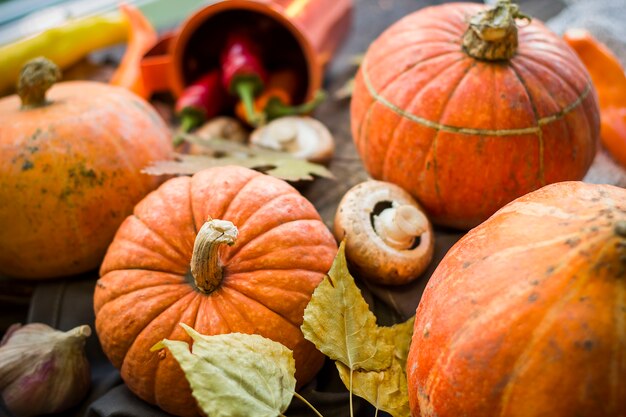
[407,181,626,417]
[0,58,172,278]
[351,1,600,229]
[94,166,337,416]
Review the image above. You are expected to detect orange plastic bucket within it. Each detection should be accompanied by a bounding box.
[140,0,352,102]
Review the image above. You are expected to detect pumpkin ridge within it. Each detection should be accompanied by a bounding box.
[420,61,478,203]
[95,113,147,199]
[225,219,327,268]
[366,41,461,75]
[423,230,609,409]
[508,63,545,185]
[227,241,336,274]
[515,53,588,101]
[131,213,191,262]
[209,291,234,334]
[121,291,197,405]
[356,50,465,168]
[95,271,184,312]
[225,285,304,330]
[219,175,292,225]
[189,168,260,231]
[224,269,323,298]
[153,293,201,413]
[361,53,594,136]
[611,277,625,411]
[363,50,465,106]
[496,232,616,415]
[385,18,460,39]
[380,58,474,182]
[98,284,192,367]
[513,55,596,173]
[110,235,189,274]
[222,273,320,328]
[212,173,261,223]
[222,198,318,263]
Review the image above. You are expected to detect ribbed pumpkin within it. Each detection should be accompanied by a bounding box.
[94,166,337,416]
[351,1,600,229]
[0,58,172,278]
[407,181,626,417]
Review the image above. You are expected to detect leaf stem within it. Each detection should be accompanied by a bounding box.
[293,392,324,417]
[349,369,354,417]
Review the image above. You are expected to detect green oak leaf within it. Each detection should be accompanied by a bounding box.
[152,324,296,417]
[301,242,393,372]
[336,316,415,417]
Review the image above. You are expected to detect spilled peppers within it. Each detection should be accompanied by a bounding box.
[220,31,268,126]
[174,70,225,146]
[234,69,325,125]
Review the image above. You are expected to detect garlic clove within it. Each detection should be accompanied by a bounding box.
[0,323,91,417]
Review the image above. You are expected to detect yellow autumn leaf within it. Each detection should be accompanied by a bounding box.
[152,324,296,417]
[336,316,415,417]
[301,242,394,372]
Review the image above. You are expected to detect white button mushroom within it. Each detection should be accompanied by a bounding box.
[333,180,435,285]
[250,116,334,164]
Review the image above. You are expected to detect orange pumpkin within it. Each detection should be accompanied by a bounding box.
[351,1,600,229]
[0,58,172,279]
[407,181,626,417]
[94,166,337,416]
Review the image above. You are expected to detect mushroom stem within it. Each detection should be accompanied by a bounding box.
[374,204,427,250]
[191,219,238,294]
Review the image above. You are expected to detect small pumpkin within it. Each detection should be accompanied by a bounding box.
[407,181,626,417]
[0,58,172,279]
[351,0,600,229]
[94,166,337,416]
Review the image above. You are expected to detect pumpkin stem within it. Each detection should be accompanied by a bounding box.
[462,0,531,61]
[17,57,62,109]
[191,219,238,294]
[373,204,427,250]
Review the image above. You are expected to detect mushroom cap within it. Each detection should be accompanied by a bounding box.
[250,116,334,164]
[333,180,435,285]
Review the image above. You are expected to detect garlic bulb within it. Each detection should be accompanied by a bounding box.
[0,323,91,417]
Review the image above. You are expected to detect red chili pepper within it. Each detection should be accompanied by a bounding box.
[175,70,225,144]
[220,31,268,126]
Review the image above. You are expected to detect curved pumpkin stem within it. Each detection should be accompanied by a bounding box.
[462,0,530,61]
[191,219,238,294]
[18,57,61,109]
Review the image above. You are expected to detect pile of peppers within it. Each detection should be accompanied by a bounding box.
[175,30,323,135]
[564,29,626,169]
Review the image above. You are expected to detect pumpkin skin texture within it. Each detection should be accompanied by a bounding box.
[407,181,626,417]
[0,81,172,278]
[351,2,600,229]
[94,166,337,417]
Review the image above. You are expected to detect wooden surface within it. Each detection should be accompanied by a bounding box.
[4,0,626,329]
